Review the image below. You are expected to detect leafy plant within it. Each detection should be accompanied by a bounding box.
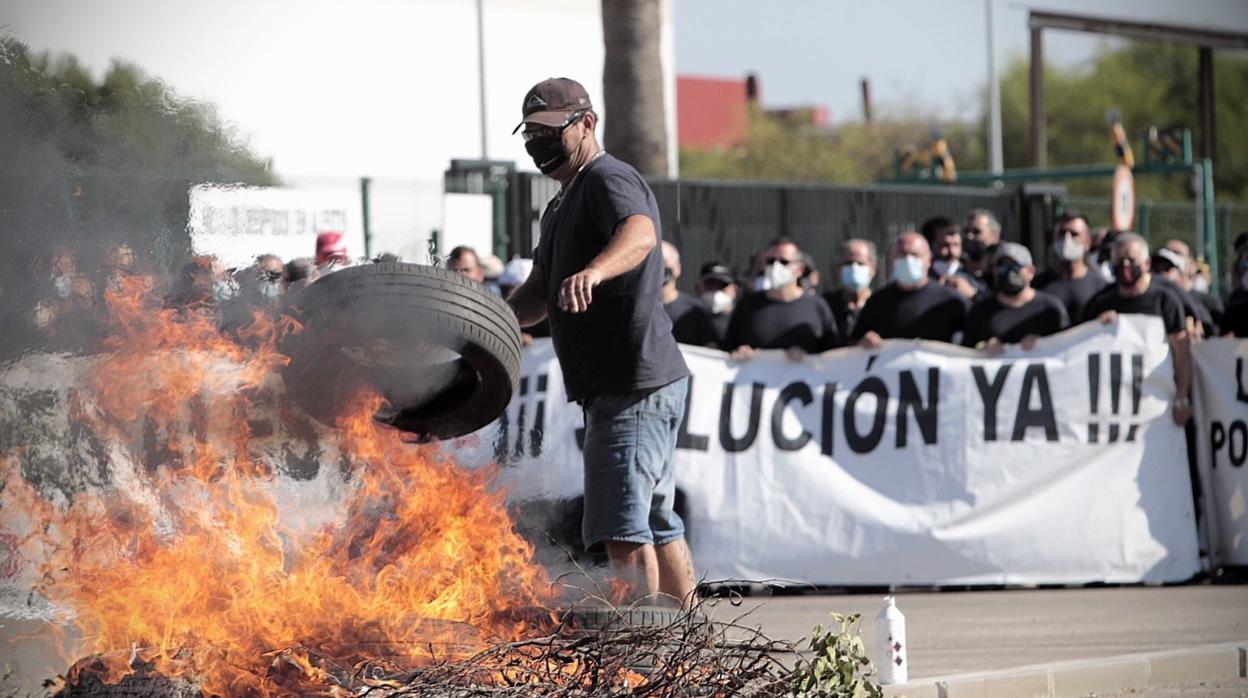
[788,612,884,698]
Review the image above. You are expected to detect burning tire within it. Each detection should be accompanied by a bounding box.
[281,263,522,440]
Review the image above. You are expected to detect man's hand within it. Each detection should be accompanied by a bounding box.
[730,345,755,361]
[1173,396,1192,425]
[858,331,883,349]
[784,347,806,363]
[1019,335,1039,351]
[944,275,977,299]
[558,267,604,313]
[981,337,1005,355]
[1098,310,1118,324]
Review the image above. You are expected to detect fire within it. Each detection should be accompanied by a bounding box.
[1,274,557,695]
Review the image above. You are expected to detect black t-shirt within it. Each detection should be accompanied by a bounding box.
[850,281,969,343]
[709,309,731,349]
[963,290,1070,346]
[664,291,718,347]
[1034,269,1108,324]
[822,288,867,341]
[1080,280,1186,335]
[534,154,689,402]
[1194,290,1225,329]
[725,291,840,353]
[1154,275,1216,335]
[1223,288,1248,337]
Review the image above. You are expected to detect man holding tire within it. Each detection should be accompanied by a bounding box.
[505,77,696,609]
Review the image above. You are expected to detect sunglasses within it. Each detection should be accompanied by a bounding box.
[520,109,588,142]
[763,257,796,266]
[1057,228,1082,237]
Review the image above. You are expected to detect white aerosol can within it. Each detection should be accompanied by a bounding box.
[875,595,908,685]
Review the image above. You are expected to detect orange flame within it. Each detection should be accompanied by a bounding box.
[2,274,556,695]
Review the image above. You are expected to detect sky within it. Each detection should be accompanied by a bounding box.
[4,0,1247,180]
[676,0,1248,122]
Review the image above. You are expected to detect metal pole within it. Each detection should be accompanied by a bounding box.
[1198,46,1215,161]
[986,0,1003,175]
[1029,26,1046,168]
[360,176,372,259]
[1202,158,1219,297]
[476,0,489,159]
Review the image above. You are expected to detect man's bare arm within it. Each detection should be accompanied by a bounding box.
[506,262,548,327]
[1168,330,1192,424]
[559,214,657,313]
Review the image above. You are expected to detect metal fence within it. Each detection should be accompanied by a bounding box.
[459,167,1020,293]
[1066,196,1248,287]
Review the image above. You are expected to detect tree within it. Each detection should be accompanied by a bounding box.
[994,42,1248,202]
[601,0,669,176]
[680,107,984,185]
[0,37,275,290]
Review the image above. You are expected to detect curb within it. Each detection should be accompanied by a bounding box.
[881,642,1247,698]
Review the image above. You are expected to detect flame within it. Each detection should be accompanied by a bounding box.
[2,274,558,695]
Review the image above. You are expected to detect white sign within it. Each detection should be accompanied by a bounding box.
[1192,338,1248,566]
[187,184,365,269]
[461,316,1201,586]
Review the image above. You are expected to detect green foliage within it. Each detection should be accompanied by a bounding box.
[680,106,984,185]
[0,36,275,278]
[788,612,884,698]
[995,42,1248,202]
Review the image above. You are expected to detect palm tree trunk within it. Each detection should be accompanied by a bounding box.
[601,0,669,177]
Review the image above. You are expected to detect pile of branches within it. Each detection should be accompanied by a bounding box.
[345,603,798,697]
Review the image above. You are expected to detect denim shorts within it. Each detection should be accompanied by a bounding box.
[580,376,688,553]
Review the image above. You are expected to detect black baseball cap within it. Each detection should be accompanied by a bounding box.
[512,78,593,134]
[699,262,734,285]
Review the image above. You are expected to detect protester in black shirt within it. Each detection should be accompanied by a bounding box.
[822,238,877,340]
[660,241,718,347]
[1081,232,1191,425]
[695,261,737,348]
[505,78,694,608]
[1221,249,1248,337]
[726,238,839,360]
[1034,211,1107,323]
[1162,239,1224,332]
[964,242,1069,350]
[963,208,1002,285]
[923,216,986,301]
[1151,246,1216,337]
[852,231,970,346]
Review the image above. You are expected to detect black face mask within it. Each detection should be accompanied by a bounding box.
[1114,261,1143,287]
[525,136,567,175]
[964,238,986,262]
[995,261,1026,296]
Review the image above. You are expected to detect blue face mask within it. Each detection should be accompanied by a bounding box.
[891,255,926,287]
[840,262,872,291]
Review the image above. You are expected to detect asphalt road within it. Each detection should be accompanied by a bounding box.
[699,584,1248,679]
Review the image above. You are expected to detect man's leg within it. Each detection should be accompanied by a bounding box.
[655,537,696,609]
[604,540,660,604]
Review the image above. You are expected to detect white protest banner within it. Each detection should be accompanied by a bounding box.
[1192,338,1248,566]
[457,315,1201,586]
[188,184,365,269]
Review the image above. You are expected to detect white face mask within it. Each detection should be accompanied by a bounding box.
[892,254,926,287]
[765,260,796,290]
[931,259,959,278]
[841,262,872,291]
[1192,276,1210,294]
[1098,261,1116,284]
[1059,237,1087,262]
[701,290,733,315]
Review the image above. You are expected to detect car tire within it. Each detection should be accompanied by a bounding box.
[281,263,522,441]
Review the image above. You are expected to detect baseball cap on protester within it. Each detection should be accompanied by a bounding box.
[315,232,348,264]
[699,262,734,286]
[996,242,1033,267]
[511,78,593,134]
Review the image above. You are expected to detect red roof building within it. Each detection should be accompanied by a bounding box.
[676,75,750,151]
